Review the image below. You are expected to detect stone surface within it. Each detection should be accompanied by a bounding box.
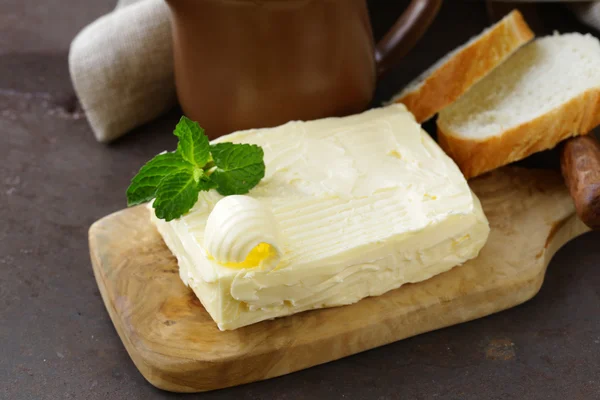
[1,1,599,399]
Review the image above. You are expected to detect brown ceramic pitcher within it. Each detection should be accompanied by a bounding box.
[166,0,442,138]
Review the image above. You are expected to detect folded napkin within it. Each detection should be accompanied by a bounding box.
[69,0,600,143]
[69,0,174,142]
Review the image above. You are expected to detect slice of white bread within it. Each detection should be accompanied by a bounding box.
[437,33,600,179]
[390,10,533,123]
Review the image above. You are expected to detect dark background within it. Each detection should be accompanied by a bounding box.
[1,1,599,399]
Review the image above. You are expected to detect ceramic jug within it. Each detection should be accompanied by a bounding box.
[166,0,442,138]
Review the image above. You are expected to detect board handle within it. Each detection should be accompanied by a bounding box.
[560,134,600,230]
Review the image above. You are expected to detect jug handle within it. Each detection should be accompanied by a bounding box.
[374,0,443,77]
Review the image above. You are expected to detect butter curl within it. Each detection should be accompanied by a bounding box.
[204,195,281,270]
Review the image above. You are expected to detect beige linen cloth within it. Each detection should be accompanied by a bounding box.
[69,0,173,142]
[69,1,600,143]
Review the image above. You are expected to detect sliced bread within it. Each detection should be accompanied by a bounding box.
[437,33,600,179]
[390,10,533,123]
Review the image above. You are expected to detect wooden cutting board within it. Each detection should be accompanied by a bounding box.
[89,167,589,393]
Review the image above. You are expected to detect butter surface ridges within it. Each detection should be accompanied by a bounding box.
[150,104,490,330]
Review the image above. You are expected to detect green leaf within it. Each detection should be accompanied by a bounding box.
[173,116,211,167]
[194,166,219,190]
[126,152,192,206]
[152,169,200,221]
[126,117,267,221]
[209,143,265,196]
[198,175,219,191]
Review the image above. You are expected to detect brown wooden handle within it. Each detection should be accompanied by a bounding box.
[560,134,600,230]
[374,0,442,78]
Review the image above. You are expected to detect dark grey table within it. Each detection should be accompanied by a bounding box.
[1,1,599,399]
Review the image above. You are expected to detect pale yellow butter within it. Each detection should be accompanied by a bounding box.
[150,104,490,330]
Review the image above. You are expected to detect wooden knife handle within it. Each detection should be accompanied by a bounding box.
[560,135,600,229]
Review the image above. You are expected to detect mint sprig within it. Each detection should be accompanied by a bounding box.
[210,143,265,196]
[125,152,191,207]
[126,116,265,221]
[174,116,211,167]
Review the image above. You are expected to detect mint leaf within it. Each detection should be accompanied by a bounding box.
[126,152,191,206]
[209,143,265,195]
[152,169,201,221]
[193,166,218,190]
[197,175,219,191]
[174,116,211,167]
[126,117,266,221]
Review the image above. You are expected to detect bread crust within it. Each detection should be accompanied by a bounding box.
[437,88,600,179]
[393,10,534,123]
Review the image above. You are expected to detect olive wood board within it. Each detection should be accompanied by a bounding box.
[88,167,589,393]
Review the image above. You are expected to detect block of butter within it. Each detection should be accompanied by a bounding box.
[150,104,490,330]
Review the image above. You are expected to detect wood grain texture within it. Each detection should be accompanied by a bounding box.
[561,134,600,229]
[89,167,589,393]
